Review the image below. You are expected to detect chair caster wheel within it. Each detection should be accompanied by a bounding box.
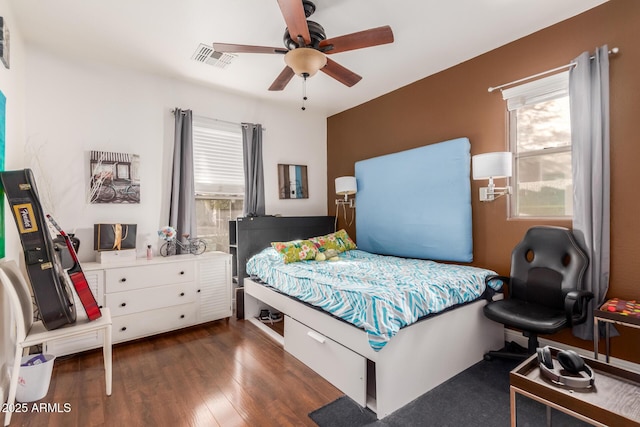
[484,354,493,361]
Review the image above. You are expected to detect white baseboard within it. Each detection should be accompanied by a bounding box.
[504,329,640,373]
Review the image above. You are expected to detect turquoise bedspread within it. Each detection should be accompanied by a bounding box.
[246,248,502,351]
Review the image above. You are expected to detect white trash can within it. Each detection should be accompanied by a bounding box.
[15,354,56,402]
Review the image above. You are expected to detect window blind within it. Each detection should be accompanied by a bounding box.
[192,115,245,197]
[502,71,569,111]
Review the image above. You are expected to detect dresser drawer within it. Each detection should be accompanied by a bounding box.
[106,283,196,316]
[112,303,197,343]
[105,262,194,292]
[284,316,366,406]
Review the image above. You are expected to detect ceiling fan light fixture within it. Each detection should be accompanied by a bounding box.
[284,48,327,77]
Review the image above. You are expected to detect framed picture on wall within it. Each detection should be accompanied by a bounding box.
[278,164,308,199]
[89,150,140,204]
[0,17,9,69]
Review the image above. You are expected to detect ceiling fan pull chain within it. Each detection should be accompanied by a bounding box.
[301,73,308,111]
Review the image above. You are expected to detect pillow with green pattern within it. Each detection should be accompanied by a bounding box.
[310,229,357,253]
[271,239,318,264]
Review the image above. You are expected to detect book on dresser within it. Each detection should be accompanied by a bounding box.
[45,252,232,356]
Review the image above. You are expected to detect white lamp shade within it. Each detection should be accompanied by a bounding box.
[335,176,357,196]
[472,152,513,180]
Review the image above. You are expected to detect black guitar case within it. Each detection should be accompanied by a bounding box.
[0,169,76,330]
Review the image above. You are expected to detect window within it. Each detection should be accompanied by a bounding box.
[504,72,572,218]
[192,116,244,252]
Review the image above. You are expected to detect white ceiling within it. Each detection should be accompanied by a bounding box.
[9,0,607,116]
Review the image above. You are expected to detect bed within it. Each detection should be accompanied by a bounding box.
[243,137,504,418]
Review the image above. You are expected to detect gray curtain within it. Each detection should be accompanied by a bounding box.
[570,46,610,340]
[169,108,196,252]
[241,123,265,216]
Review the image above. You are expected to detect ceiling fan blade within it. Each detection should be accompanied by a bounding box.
[321,58,362,87]
[269,67,296,91]
[213,43,288,55]
[319,26,394,54]
[277,0,311,45]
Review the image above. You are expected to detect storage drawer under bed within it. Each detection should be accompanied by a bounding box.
[284,316,367,406]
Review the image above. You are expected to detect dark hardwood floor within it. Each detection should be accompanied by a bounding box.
[10,318,343,426]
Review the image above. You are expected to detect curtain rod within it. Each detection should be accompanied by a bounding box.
[170,109,266,131]
[487,47,619,93]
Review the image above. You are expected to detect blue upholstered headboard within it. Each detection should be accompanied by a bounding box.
[355,137,473,262]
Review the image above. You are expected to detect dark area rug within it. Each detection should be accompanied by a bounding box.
[310,358,591,427]
[309,396,377,426]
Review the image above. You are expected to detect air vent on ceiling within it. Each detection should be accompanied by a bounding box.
[191,43,236,69]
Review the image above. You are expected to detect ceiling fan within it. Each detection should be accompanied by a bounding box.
[212,0,394,92]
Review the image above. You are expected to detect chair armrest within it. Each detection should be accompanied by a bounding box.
[484,275,510,301]
[564,290,595,326]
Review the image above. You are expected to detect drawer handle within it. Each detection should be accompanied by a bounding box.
[180,292,185,297]
[180,271,185,275]
[180,314,185,319]
[121,327,127,332]
[306,330,326,344]
[197,289,201,293]
[121,302,127,307]
[120,278,127,283]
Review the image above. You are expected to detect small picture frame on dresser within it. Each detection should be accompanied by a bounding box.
[0,17,9,69]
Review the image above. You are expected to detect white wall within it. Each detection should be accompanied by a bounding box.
[0,0,27,405]
[23,48,328,262]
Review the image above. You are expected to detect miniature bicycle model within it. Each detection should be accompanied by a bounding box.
[160,234,207,256]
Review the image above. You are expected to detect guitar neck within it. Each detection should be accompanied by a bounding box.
[46,214,102,320]
[46,215,80,264]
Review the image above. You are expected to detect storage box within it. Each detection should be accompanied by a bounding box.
[94,223,137,251]
[95,249,137,264]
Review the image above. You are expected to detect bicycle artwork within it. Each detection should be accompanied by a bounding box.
[158,226,207,256]
[91,178,140,203]
[89,150,141,204]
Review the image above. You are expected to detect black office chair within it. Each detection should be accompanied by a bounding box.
[483,226,593,360]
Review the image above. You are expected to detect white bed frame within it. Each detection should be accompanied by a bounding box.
[245,278,504,419]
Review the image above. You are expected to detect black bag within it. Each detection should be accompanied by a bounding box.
[94,223,137,251]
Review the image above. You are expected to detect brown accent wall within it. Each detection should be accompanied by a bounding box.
[327,0,640,363]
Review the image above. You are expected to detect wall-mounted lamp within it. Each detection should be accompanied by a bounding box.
[335,176,357,228]
[472,152,512,202]
[335,176,357,208]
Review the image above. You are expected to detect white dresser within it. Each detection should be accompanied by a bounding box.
[45,252,232,356]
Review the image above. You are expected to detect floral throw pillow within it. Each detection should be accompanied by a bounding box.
[310,229,357,253]
[271,239,317,264]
